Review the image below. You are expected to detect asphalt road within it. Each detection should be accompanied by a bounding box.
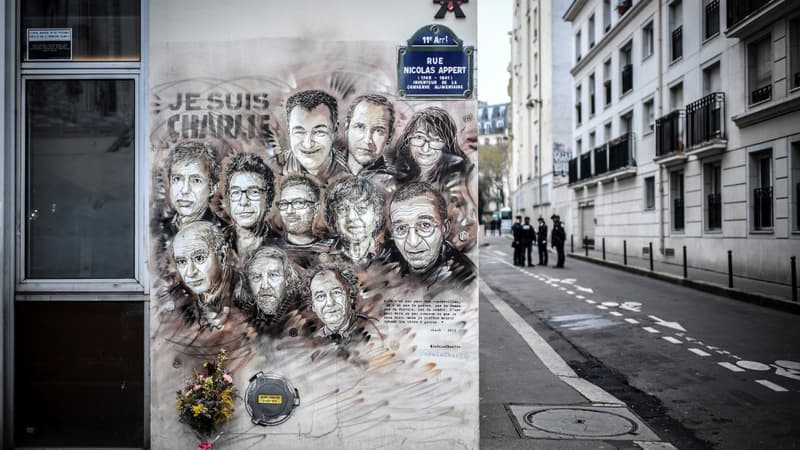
[479,236,800,449]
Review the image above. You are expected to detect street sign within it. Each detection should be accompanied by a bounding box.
[398,25,473,99]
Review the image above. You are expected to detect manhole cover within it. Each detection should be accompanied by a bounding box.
[524,407,637,437]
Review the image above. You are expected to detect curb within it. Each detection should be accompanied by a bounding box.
[568,253,800,315]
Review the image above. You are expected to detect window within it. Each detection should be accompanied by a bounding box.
[588,14,596,48]
[644,176,655,210]
[704,0,720,40]
[751,150,773,230]
[792,142,800,231]
[671,171,685,231]
[670,82,684,111]
[702,62,721,95]
[791,17,800,90]
[704,162,722,230]
[604,121,613,141]
[670,1,683,62]
[620,110,633,134]
[589,73,596,116]
[643,98,655,133]
[642,20,654,59]
[603,58,612,105]
[620,41,633,95]
[575,30,582,63]
[15,1,145,448]
[575,84,583,125]
[603,0,612,32]
[589,131,596,150]
[748,34,772,105]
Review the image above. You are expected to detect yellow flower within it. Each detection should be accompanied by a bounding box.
[191,403,206,417]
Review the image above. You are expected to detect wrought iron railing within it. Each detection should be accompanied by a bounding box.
[686,92,725,148]
[608,132,635,171]
[706,0,720,38]
[621,64,633,94]
[727,0,770,30]
[568,157,579,184]
[707,193,722,229]
[673,197,685,230]
[671,26,683,61]
[580,152,592,180]
[594,144,608,176]
[655,110,685,157]
[753,186,773,229]
[750,84,772,104]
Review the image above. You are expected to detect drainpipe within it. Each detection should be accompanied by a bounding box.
[537,0,543,218]
[657,0,665,254]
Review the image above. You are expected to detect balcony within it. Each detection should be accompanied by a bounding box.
[580,152,592,180]
[686,92,727,158]
[705,0,720,38]
[707,193,722,230]
[608,132,636,171]
[569,134,636,188]
[655,110,686,166]
[671,26,683,62]
[750,84,772,105]
[726,0,794,39]
[594,144,608,176]
[753,186,773,230]
[621,64,633,95]
[568,158,579,184]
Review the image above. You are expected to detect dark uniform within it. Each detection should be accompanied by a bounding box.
[520,217,535,267]
[551,215,566,268]
[537,218,549,266]
[511,216,523,266]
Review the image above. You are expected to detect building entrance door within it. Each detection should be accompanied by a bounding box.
[581,205,595,249]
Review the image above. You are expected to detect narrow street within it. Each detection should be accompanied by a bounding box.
[479,235,800,449]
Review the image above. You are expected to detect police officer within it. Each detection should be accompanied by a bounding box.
[537,217,548,266]
[521,217,535,267]
[511,215,523,266]
[551,215,566,268]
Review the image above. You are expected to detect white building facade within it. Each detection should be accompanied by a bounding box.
[510,0,575,222]
[563,0,800,284]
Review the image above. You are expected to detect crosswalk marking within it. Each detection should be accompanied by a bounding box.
[662,336,682,344]
[625,318,639,324]
[643,327,660,333]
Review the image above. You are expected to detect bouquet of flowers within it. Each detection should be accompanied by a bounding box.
[176,349,237,448]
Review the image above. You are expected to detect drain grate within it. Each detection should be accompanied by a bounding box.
[507,404,660,441]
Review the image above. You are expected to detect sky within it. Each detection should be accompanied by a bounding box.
[478,0,513,105]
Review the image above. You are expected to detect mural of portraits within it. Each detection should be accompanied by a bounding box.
[149,21,478,448]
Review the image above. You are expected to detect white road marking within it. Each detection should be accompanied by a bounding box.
[561,278,576,285]
[776,360,800,370]
[480,280,624,405]
[493,250,508,257]
[566,290,575,295]
[737,360,771,371]
[689,348,711,357]
[586,299,596,304]
[648,315,687,332]
[576,286,594,294]
[609,311,623,317]
[620,302,642,312]
[643,327,660,334]
[602,302,619,307]
[719,362,746,372]
[755,379,788,392]
[625,318,640,324]
[559,287,567,291]
[634,441,678,450]
[576,295,585,299]
[772,365,800,381]
[597,305,608,310]
[662,336,682,344]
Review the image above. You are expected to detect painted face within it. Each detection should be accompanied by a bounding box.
[173,230,221,296]
[169,160,212,220]
[409,126,444,170]
[278,184,318,236]
[334,196,378,243]
[247,255,286,315]
[228,172,267,229]
[289,105,334,173]
[390,194,447,272]
[346,101,391,167]
[310,270,349,331]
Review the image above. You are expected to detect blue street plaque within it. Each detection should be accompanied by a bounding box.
[398,25,474,99]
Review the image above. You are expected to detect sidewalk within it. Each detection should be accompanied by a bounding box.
[481,232,800,314]
[479,274,669,449]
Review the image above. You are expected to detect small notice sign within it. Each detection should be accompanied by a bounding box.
[27,28,72,61]
[398,25,473,99]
